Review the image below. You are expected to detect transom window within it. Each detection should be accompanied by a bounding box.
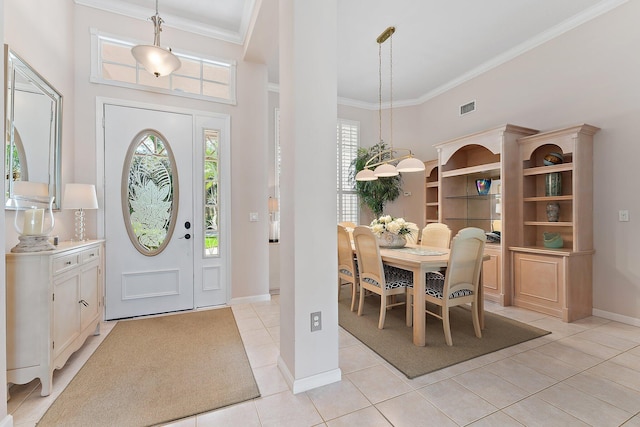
[90,29,236,105]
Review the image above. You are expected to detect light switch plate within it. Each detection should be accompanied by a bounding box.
[619,210,629,222]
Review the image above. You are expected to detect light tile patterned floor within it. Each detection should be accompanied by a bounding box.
[8,295,640,426]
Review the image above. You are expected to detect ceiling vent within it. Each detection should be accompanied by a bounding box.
[459,100,476,116]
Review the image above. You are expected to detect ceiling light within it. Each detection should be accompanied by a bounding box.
[131,0,181,77]
[355,27,424,182]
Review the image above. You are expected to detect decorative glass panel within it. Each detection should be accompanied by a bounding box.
[204,130,219,257]
[122,130,178,256]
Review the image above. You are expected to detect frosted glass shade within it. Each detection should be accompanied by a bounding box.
[355,169,377,181]
[396,157,426,173]
[131,45,181,77]
[63,184,99,210]
[373,163,399,177]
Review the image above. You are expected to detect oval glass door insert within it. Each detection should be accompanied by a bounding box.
[122,129,179,256]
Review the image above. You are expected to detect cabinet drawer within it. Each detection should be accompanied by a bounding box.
[81,247,100,264]
[53,254,80,274]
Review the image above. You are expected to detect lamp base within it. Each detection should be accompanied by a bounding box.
[11,235,55,253]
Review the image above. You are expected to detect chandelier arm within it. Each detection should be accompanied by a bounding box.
[363,148,416,169]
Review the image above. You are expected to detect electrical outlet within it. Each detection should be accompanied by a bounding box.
[310,311,322,332]
[619,210,630,222]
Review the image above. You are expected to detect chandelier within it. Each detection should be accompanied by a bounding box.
[131,0,181,77]
[355,27,424,181]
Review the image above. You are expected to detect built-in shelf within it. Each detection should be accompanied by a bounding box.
[523,163,573,176]
[441,162,501,178]
[426,182,439,188]
[523,195,573,202]
[524,221,572,227]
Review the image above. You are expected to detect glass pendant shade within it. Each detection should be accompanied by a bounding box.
[396,157,426,173]
[373,163,399,177]
[355,169,378,181]
[132,45,181,77]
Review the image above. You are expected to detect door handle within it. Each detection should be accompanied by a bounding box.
[179,234,191,240]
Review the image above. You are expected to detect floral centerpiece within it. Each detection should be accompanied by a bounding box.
[370,215,414,248]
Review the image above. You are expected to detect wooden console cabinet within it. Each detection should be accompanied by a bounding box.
[6,240,104,396]
[434,124,538,306]
[510,124,598,321]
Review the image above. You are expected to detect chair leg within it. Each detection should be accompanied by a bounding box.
[378,293,387,329]
[357,284,365,316]
[350,281,357,312]
[472,302,482,338]
[443,307,453,346]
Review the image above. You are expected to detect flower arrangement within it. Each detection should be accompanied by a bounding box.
[370,215,413,237]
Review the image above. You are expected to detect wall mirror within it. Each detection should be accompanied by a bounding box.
[4,45,62,209]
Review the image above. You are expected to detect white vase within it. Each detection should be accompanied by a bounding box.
[377,232,407,248]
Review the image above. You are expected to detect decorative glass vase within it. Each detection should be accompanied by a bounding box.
[545,173,562,196]
[546,202,560,222]
[475,179,492,195]
[377,232,407,248]
[543,232,563,248]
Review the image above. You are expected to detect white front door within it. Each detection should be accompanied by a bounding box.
[101,103,230,320]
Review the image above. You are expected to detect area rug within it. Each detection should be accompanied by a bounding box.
[38,308,260,427]
[339,290,550,379]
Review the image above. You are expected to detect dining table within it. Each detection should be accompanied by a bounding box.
[377,244,486,347]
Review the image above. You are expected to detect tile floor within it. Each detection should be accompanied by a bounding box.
[8,294,640,426]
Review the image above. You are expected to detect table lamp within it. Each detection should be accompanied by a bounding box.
[11,181,56,252]
[63,183,99,241]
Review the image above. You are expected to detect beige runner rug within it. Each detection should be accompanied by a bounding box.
[38,308,260,427]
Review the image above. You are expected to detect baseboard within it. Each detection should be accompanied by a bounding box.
[0,414,13,427]
[277,356,342,394]
[228,294,271,305]
[592,308,640,327]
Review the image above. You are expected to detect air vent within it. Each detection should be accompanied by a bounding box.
[459,100,476,116]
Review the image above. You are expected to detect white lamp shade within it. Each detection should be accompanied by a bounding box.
[63,184,99,210]
[131,45,181,77]
[355,169,378,181]
[396,157,426,173]
[373,163,399,177]
[13,181,48,197]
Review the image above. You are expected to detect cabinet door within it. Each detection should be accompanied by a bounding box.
[482,246,501,303]
[513,252,565,318]
[80,261,101,331]
[53,273,81,359]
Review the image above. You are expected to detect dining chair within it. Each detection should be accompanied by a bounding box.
[338,221,357,229]
[407,227,486,346]
[353,226,413,329]
[337,225,359,311]
[420,223,452,249]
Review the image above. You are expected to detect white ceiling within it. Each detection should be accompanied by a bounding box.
[78,0,625,107]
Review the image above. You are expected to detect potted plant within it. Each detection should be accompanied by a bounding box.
[350,141,402,218]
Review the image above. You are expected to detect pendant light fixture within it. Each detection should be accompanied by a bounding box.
[131,0,181,77]
[355,27,424,181]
